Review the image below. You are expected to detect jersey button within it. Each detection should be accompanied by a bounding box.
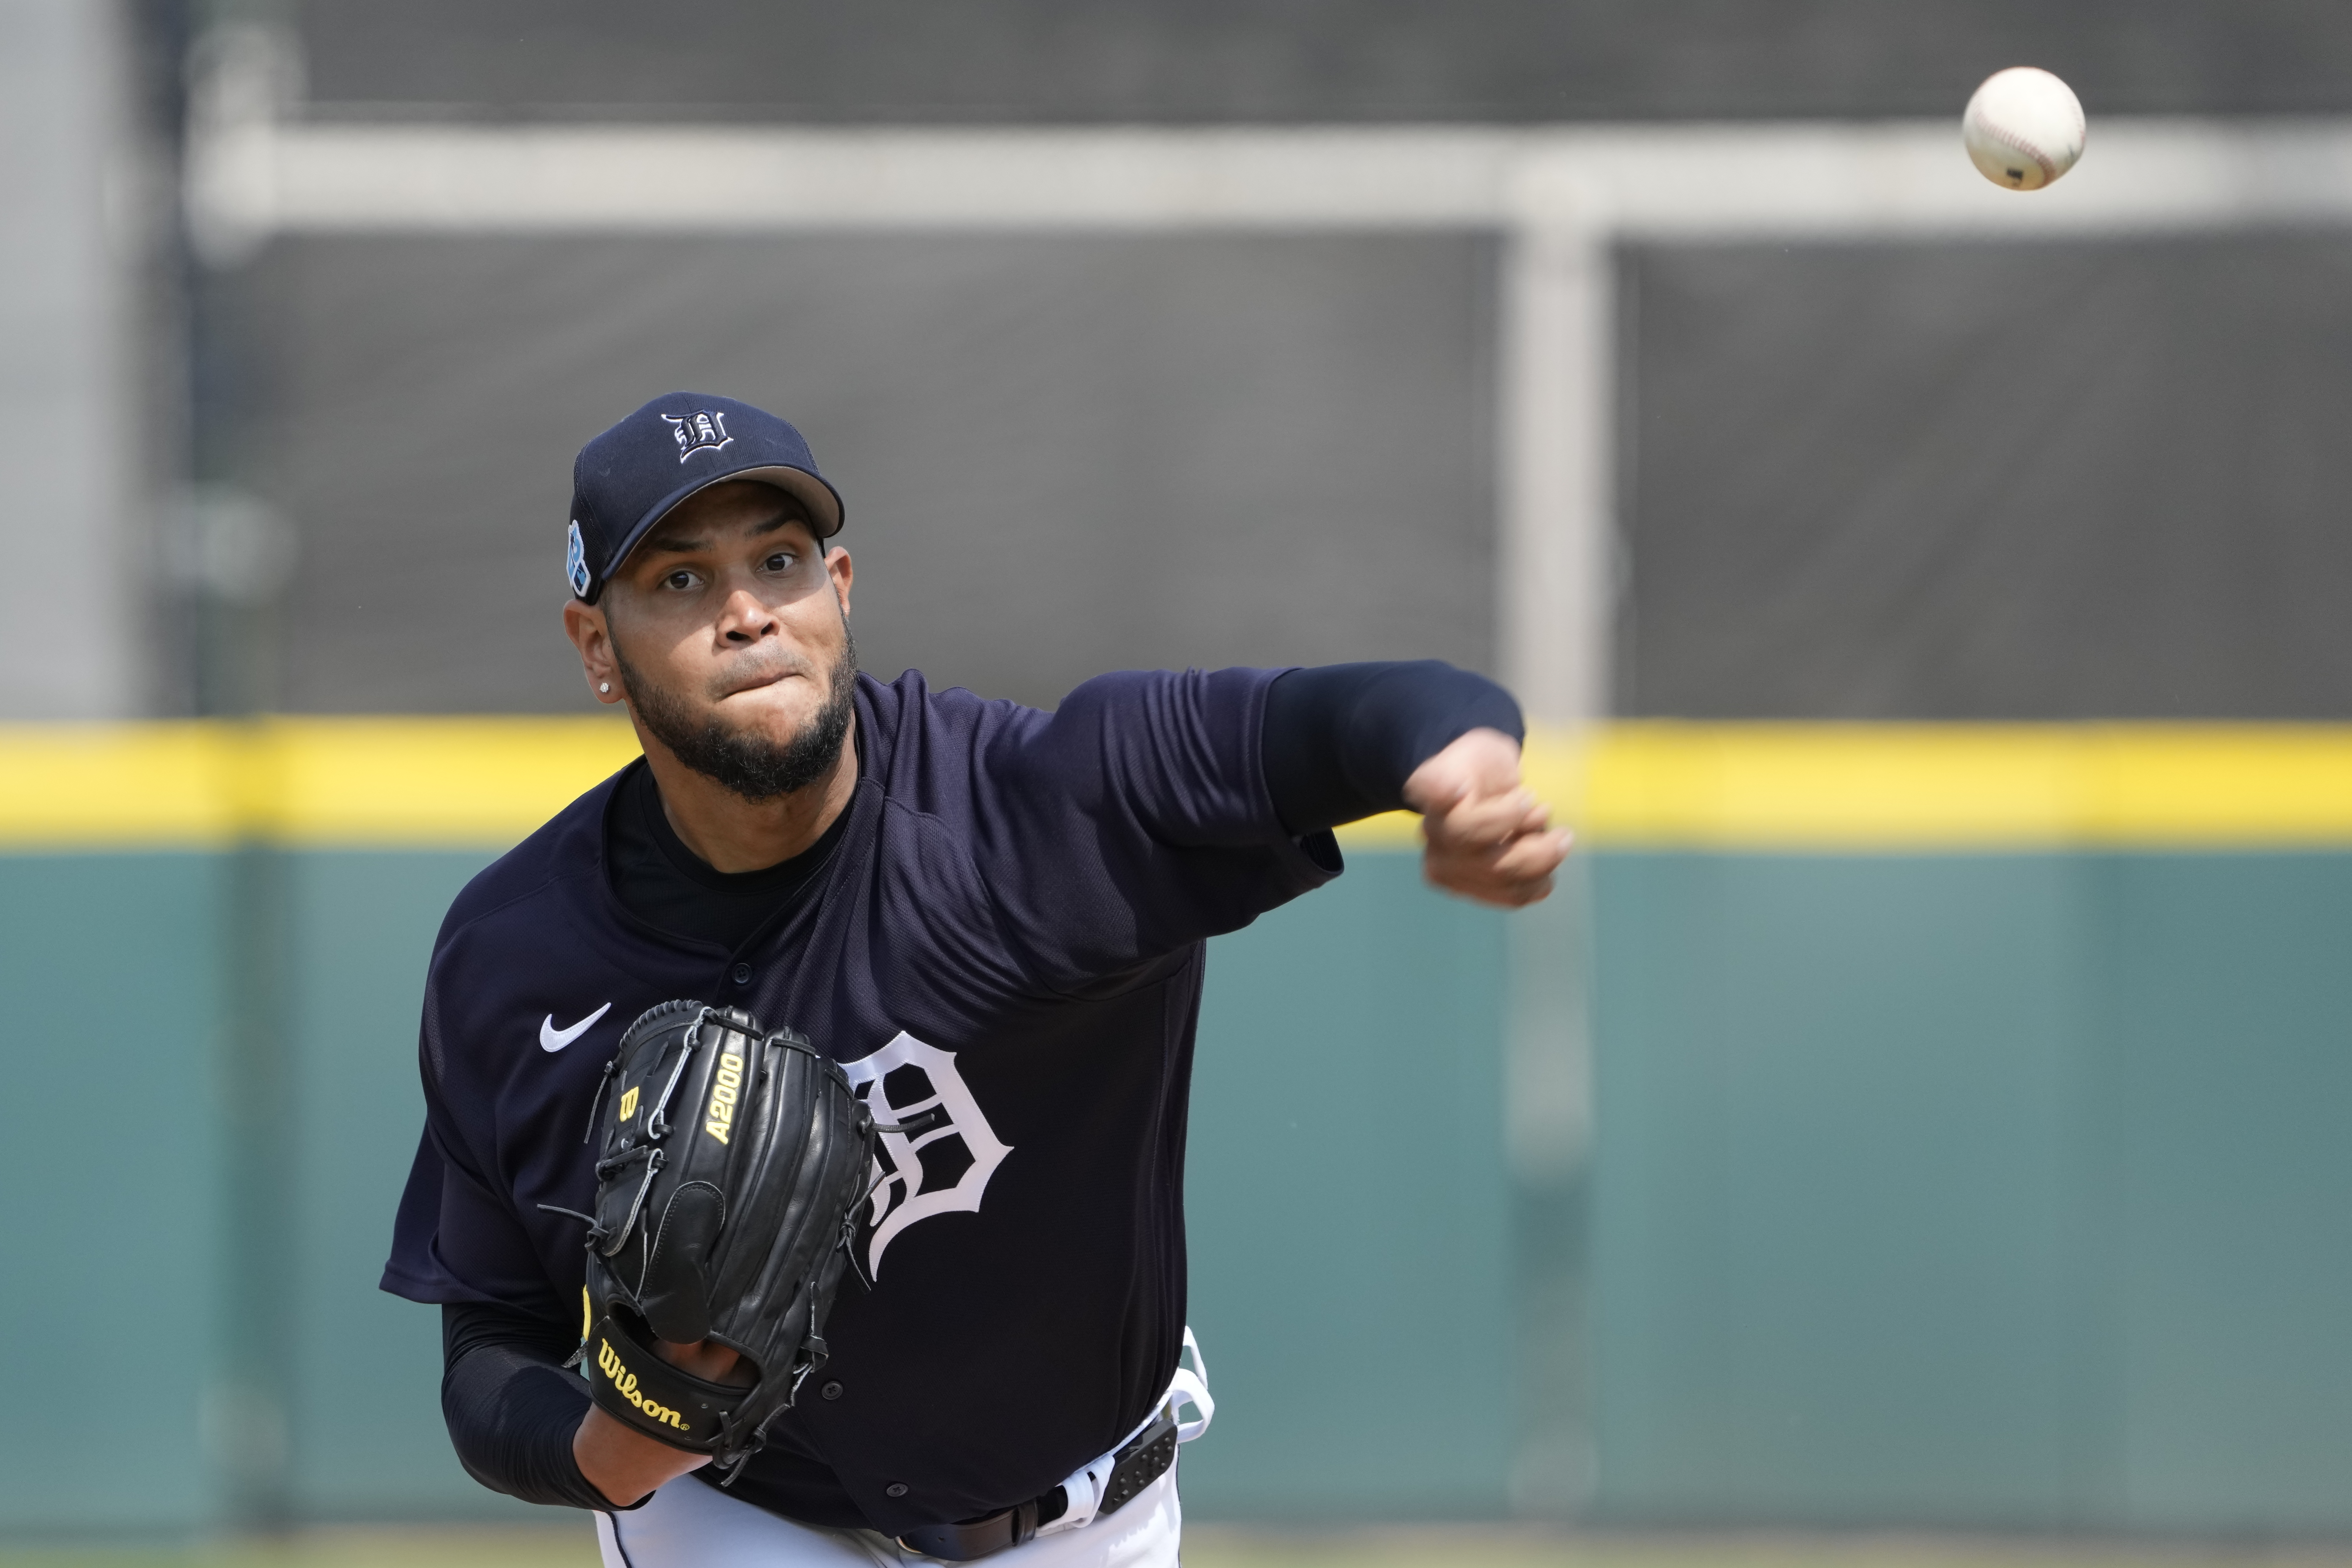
[730,962,753,986]
[820,1380,844,1400]
[886,1483,909,1498]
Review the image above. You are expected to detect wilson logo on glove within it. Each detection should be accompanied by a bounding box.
[595,1338,689,1431]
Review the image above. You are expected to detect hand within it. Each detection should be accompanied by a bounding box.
[1402,728,1572,908]
[572,1338,745,1508]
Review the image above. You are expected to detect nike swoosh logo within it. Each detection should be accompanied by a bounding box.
[540,1002,613,1053]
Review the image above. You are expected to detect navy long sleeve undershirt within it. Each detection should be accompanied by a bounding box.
[442,1301,632,1511]
[1260,660,1525,834]
[437,659,1522,1511]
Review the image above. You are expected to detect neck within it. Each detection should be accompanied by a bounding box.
[636,715,859,873]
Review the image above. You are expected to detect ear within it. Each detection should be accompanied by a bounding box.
[824,542,853,620]
[562,598,627,705]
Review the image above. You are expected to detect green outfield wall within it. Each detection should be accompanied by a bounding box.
[4,724,2351,1537]
[1589,851,2352,1535]
[1,854,225,1533]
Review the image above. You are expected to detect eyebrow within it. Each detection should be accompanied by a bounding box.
[640,513,801,557]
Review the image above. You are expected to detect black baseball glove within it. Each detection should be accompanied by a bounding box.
[564,1000,875,1474]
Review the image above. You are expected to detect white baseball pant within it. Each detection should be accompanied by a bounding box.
[594,1461,1179,1568]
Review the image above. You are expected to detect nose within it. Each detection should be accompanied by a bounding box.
[716,587,780,645]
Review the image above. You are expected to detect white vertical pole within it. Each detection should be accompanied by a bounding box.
[1497,150,1608,1201]
[1498,154,1614,729]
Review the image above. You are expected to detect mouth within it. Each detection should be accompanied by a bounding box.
[717,664,805,701]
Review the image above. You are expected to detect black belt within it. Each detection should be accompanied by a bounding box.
[894,1406,1181,1562]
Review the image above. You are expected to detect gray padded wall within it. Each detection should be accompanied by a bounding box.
[0,0,143,718]
[247,231,1495,713]
[1619,234,2352,720]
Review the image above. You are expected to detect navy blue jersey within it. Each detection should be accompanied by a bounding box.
[383,667,1336,1533]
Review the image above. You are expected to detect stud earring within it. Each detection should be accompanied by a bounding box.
[599,681,611,694]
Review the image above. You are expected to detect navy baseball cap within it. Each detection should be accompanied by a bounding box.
[566,393,845,603]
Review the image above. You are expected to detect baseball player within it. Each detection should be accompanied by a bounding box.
[382,392,1569,1566]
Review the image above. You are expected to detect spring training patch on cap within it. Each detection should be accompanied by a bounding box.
[566,520,593,597]
[664,410,733,461]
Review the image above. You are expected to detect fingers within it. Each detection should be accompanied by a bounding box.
[657,1337,748,1385]
[1423,825,1574,908]
[1423,786,1551,851]
[1428,859,1554,907]
[1481,826,1573,882]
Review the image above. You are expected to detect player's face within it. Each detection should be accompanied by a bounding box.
[578,481,855,761]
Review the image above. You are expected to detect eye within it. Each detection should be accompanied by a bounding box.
[661,569,699,592]
[761,551,798,574]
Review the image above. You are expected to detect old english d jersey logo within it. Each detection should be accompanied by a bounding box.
[842,1032,1010,1278]
[663,409,732,460]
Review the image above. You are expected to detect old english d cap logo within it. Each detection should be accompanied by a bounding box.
[662,409,732,459]
[563,392,845,603]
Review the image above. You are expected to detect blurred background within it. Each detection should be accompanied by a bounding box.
[7,0,2352,1562]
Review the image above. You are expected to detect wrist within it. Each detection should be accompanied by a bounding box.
[573,1403,708,1509]
[1402,726,1522,814]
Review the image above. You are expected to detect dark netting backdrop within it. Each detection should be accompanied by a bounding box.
[1619,234,2352,720]
[298,0,2352,123]
[247,231,1496,713]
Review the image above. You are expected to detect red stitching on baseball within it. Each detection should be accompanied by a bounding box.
[1970,110,2059,184]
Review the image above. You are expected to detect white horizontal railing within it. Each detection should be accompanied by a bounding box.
[189,117,2352,243]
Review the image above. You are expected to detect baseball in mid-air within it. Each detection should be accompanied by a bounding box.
[1962,67,2086,190]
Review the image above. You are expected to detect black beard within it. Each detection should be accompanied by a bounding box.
[618,630,858,803]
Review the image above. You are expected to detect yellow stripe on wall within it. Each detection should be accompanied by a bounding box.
[1570,725,2352,848]
[263,718,646,844]
[0,725,249,847]
[5,719,2352,852]
[0,718,643,850]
